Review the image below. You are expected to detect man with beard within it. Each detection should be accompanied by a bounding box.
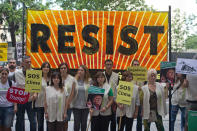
[8,58,17,82]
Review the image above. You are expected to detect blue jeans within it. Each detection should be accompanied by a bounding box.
[35,107,45,131]
[0,106,14,128]
[15,101,37,131]
[171,105,186,131]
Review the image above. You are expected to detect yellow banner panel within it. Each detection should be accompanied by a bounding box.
[127,66,147,81]
[0,43,8,61]
[116,81,134,105]
[26,10,168,70]
[25,70,42,93]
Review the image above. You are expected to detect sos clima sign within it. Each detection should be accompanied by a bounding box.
[26,10,168,70]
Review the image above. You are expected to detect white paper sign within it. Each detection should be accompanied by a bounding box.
[176,58,197,75]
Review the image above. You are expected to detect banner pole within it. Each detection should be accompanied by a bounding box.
[22,2,25,57]
[168,5,172,131]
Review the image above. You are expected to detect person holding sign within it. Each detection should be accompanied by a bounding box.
[171,73,187,131]
[141,69,167,131]
[58,62,76,131]
[69,65,90,131]
[116,71,140,131]
[44,72,68,131]
[0,68,17,131]
[15,56,37,131]
[33,62,51,131]
[91,71,114,131]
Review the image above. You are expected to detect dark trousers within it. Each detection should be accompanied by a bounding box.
[91,115,111,131]
[117,116,134,131]
[47,121,64,131]
[73,108,89,131]
[110,112,116,131]
[35,107,45,131]
[15,102,37,131]
[136,106,142,131]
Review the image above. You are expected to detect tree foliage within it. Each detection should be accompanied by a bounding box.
[55,0,152,11]
[0,0,53,46]
[185,34,197,49]
[171,8,188,52]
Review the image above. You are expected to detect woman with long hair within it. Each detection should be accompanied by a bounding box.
[0,68,17,131]
[91,71,113,131]
[141,69,167,131]
[44,72,68,131]
[58,62,76,131]
[34,62,51,131]
[116,71,139,131]
[69,65,90,131]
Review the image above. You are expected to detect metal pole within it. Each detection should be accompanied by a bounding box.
[22,2,25,56]
[168,5,172,131]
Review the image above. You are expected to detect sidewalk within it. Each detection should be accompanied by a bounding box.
[12,112,181,131]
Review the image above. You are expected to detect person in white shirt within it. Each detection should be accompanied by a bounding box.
[171,73,187,131]
[185,54,197,131]
[141,69,167,131]
[0,68,17,131]
[34,62,51,131]
[44,72,68,131]
[58,62,76,131]
[116,70,139,131]
[103,59,119,131]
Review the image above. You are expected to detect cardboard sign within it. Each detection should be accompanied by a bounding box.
[25,70,42,92]
[87,86,105,110]
[127,66,147,81]
[116,81,133,105]
[0,43,8,61]
[26,10,168,70]
[176,58,197,75]
[6,87,30,104]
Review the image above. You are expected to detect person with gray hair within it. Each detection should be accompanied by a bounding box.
[15,55,37,131]
[141,68,167,131]
[185,54,197,131]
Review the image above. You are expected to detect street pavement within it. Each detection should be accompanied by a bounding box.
[12,112,181,131]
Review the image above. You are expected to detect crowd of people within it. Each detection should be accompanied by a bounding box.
[0,54,197,131]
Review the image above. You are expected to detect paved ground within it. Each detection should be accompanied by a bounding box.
[12,112,181,131]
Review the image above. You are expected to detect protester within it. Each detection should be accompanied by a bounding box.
[70,65,90,131]
[141,69,167,131]
[7,58,17,81]
[171,73,187,131]
[0,68,17,131]
[103,59,119,131]
[58,62,76,131]
[91,71,114,131]
[15,56,37,131]
[44,72,68,131]
[185,54,197,131]
[131,59,143,131]
[116,71,139,131]
[34,62,51,131]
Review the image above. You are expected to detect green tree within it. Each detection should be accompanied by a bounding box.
[55,0,152,11]
[0,0,53,46]
[171,8,188,52]
[185,34,197,49]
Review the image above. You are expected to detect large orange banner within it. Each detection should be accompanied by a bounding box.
[26,10,168,70]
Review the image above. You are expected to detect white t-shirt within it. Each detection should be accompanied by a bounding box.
[45,86,68,122]
[0,80,15,107]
